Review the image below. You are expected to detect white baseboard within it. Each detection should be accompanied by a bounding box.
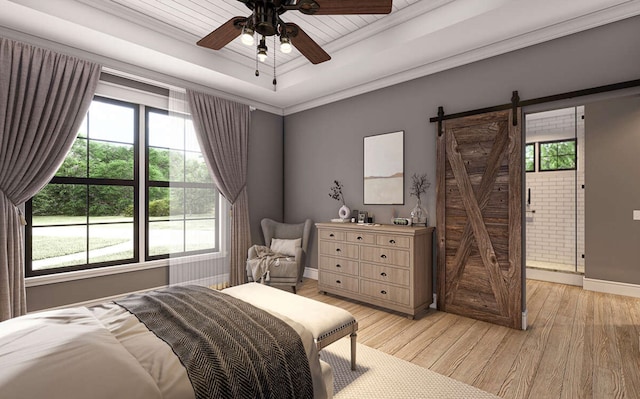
[526,268,583,286]
[583,277,640,299]
[304,267,318,280]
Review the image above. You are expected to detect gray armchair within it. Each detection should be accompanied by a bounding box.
[246,218,312,293]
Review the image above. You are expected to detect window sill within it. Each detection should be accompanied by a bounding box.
[25,252,226,287]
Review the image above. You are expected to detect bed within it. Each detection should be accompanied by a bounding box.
[0,285,333,399]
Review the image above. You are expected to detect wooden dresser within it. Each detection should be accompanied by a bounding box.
[316,222,434,318]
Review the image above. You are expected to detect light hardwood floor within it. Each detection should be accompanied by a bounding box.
[298,278,640,399]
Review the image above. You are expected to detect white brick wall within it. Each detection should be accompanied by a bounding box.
[525,106,585,273]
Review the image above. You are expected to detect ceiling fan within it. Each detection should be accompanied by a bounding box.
[197,0,393,65]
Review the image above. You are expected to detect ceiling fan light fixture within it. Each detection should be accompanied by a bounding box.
[280,36,292,54]
[241,26,255,46]
[257,38,268,62]
[198,0,393,73]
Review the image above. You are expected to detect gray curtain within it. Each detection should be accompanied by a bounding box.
[0,38,101,320]
[186,90,250,286]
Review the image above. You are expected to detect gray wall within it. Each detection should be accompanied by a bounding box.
[585,95,640,284]
[284,15,640,270]
[26,268,167,311]
[26,110,284,311]
[248,110,284,245]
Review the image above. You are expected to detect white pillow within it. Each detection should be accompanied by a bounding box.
[270,238,301,257]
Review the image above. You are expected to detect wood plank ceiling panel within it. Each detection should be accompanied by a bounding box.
[105,0,419,68]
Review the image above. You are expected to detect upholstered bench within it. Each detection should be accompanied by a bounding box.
[223,282,358,370]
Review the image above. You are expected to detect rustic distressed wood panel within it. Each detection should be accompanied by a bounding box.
[436,109,523,329]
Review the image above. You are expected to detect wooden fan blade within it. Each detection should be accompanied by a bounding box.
[302,0,392,15]
[285,23,331,64]
[197,17,247,50]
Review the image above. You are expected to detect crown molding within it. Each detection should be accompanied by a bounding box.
[283,1,640,115]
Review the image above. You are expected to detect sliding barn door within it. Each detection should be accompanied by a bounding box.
[436,109,523,329]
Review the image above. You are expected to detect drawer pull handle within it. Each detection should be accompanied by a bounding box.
[389,239,396,244]
[336,248,341,252]
[381,290,387,295]
[380,254,387,259]
[336,280,342,284]
[336,264,341,268]
[380,272,387,277]
[357,236,363,240]
[329,233,335,237]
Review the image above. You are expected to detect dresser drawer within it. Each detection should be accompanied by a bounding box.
[360,280,410,306]
[346,231,375,244]
[360,263,409,286]
[319,241,359,259]
[360,246,410,267]
[319,271,359,294]
[376,234,411,249]
[319,256,359,276]
[318,229,345,241]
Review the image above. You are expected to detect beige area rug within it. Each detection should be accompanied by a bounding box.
[321,338,499,399]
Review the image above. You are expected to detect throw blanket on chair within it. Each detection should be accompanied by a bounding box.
[115,285,313,399]
[248,245,291,283]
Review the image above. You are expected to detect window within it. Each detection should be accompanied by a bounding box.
[146,108,218,259]
[26,96,219,277]
[525,143,535,172]
[539,139,577,171]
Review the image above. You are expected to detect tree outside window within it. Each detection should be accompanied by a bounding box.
[539,139,576,171]
[525,143,535,172]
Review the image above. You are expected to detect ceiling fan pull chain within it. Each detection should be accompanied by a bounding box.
[272,35,277,89]
[255,40,260,77]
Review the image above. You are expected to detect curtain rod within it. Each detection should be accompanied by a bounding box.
[429,78,640,124]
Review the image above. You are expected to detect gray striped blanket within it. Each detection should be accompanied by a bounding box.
[116,285,314,399]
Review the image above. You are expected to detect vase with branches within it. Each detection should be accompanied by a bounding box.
[329,180,350,220]
[409,173,430,226]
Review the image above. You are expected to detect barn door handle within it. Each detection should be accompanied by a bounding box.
[380,254,387,259]
[389,239,396,244]
[380,272,387,277]
[380,290,387,295]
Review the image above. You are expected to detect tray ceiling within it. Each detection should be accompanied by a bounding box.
[1,0,640,114]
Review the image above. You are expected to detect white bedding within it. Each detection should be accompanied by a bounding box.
[0,296,332,399]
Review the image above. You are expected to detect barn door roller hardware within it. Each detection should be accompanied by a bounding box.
[430,77,640,132]
[434,91,519,136]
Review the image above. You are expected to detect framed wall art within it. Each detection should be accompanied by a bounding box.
[363,130,404,205]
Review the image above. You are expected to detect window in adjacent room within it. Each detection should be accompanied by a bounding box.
[525,143,535,172]
[539,139,577,171]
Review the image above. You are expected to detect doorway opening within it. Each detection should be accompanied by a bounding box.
[524,106,584,275]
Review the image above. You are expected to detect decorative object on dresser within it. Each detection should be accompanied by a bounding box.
[363,131,404,205]
[329,180,351,220]
[316,223,434,318]
[409,173,431,226]
[357,210,368,224]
